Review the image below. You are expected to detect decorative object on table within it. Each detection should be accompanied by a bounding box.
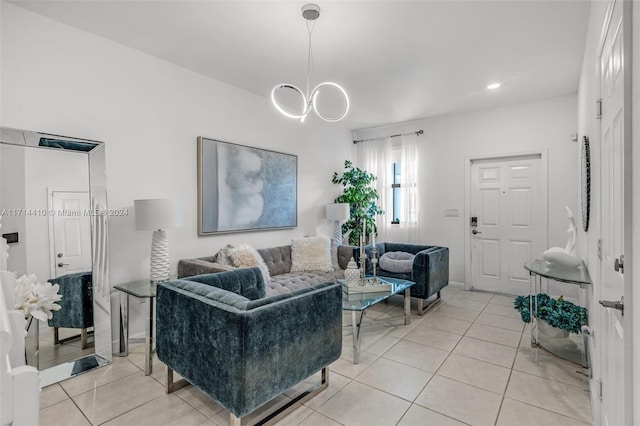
[379,251,415,273]
[342,277,392,294]
[581,136,591,232]
[197,137,297,235]
[271,4,349,123]
[135,198,184,282]
[326,203,350,245]
[14,274,62,322]
[513,293,588,334]
[358,218,369,285]
[542,206,582,267]
[332,160,384,245]
[344,257,361,287]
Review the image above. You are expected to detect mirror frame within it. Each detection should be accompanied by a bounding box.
[0,126,112,385]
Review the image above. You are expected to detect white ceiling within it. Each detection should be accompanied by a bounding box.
[10,1,591,130]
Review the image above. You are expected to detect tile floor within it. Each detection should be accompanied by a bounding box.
[39,286,592,425]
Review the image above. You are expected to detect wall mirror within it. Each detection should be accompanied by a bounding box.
[0,126,112,385]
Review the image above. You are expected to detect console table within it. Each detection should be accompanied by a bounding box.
[523,260,591,370]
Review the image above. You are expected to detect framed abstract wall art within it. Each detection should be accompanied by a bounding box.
[197,137,297,235]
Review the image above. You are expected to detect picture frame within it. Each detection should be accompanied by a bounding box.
[197,137,297,235]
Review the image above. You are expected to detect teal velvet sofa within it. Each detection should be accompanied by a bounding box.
[156,267,342,425]
[357,242,449,315]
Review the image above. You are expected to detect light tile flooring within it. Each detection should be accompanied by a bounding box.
[39,286,592,425]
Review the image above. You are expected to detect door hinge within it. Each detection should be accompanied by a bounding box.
[598,378,603,400]
[597,239,602,260]
[596,98,602,119]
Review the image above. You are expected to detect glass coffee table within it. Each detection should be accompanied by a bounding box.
[340,276,415,364]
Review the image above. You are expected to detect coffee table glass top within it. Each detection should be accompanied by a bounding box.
[114,279,157,298]
[340,276,415,311]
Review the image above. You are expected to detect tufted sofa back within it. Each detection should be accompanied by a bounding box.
[257,245,292,276]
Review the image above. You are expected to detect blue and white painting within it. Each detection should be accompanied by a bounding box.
[198,137,297,234]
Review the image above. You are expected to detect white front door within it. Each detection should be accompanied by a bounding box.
[49,191,92,277]
[470,155,547,294]
[597,1,627,424]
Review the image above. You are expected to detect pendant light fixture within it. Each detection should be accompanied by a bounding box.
[271,4,350,123]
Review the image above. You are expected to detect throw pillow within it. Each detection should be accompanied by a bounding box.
[291,236,333,272]
[227,244,271,283]
[215,244,235,267]
[379,251,415,273]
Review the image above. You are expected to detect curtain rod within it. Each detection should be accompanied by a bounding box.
[353,130,423,144]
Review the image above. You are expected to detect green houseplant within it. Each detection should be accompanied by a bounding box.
[514,293,588,335]
[332,160,384,245]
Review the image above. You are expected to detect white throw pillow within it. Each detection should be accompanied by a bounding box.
[227,244,271,283]
[291,236,333,272]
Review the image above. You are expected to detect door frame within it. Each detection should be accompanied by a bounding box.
[464,150,549,291]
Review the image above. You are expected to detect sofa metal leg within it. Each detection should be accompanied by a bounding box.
[81,328,88,349]
[54,327,60,345]
[165,366,190,394]
[417,290,442,316]
[251,367,330,425]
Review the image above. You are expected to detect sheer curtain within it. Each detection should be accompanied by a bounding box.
[355,133,422,243]
[355,137,392,241]
[394,133,421,242]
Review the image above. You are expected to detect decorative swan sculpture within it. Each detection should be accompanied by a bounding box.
[542,206,582,267]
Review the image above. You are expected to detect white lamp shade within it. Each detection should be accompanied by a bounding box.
[134,199,184,231]
[326,203,350,221]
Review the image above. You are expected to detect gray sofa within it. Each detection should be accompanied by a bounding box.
[178,245,354,296]
[178,242,449,315]
[156,268,342,424]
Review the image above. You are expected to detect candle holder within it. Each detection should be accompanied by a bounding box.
[371,244,378,284]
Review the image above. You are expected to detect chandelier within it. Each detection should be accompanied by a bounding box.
[271,4,350,123]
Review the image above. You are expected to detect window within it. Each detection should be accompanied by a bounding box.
[392,162,401,224]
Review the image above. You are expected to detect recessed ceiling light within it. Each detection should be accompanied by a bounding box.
[487,82,502,90]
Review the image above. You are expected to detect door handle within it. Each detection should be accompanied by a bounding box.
[57,262,69,268]
[472,229,482,235]
[599,296,624,315]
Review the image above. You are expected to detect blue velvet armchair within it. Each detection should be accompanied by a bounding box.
[47,271,93,348]
[156,267,342,425]
[357,242,449,315]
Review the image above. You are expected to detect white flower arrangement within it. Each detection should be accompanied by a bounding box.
[14,274,62,321]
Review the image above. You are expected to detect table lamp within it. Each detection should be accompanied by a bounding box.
[134,199,184,282]
[326,203,350,245]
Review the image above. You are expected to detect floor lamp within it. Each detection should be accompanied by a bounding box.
[134,199,184,282]
[326,203,350,245]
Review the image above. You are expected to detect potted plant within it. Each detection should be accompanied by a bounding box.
[332,160,384,245]
[514,293,588,336]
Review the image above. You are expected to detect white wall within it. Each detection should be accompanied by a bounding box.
[0,4,353,345]
[354,95,579,286]
[0,144,26,274]
[24,148,89,283]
